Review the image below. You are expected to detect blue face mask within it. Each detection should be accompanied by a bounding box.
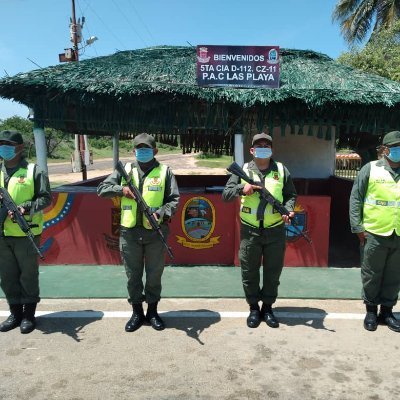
[387,146,400,163]
[254,147,272,159]
[0,145,17,160]
[135,147,154,163]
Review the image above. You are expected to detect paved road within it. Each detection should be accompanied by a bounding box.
[0,298,399,400]
[48,153,204,175]
[47,153,226,184]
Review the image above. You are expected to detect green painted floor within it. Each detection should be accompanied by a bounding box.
[0,266,362,299]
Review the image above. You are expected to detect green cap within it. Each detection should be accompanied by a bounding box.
[0,130,23,144]
[382,131,400,146]
[133,133,156,148]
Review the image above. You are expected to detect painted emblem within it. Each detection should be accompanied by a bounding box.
[176,196,219,249]
[197,47,211,63]
[149,177,161,185]
[268,48,279,64]
[285,204,308,243]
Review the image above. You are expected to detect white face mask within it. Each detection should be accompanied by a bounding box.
[254,147,272,159]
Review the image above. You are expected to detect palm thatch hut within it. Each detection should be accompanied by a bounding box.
[1,45,400,162]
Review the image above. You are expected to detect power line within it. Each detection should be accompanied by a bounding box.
[81,0,127,50]
[110,0,148,47]
[127,0,157,45]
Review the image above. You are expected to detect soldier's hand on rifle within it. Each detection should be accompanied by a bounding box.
[153,212,160,222]
[282,211,295,224]
[242,183,262,196]
[122,186,136,199]
[7,206,25,220]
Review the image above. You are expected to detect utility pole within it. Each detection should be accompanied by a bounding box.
[59,0,97,180]
[71,0,87,180]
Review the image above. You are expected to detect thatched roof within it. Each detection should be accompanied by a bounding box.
[1,46,400,153]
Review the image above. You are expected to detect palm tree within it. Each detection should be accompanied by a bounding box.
[332,0,400,44]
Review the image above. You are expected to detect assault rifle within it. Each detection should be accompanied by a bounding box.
[116,161,174,259]
[227,162,312,244]
[0,187,45,259]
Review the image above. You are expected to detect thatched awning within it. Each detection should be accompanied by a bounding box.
[1,46,400,153]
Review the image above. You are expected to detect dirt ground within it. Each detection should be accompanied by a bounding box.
[48,153,228,184]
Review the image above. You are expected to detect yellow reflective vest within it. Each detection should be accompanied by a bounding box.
[0,163,43,236]
[120,163,167,229]
[240,162,284,228]
[363,160,400,236]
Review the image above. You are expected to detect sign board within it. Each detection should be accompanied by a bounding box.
[196,45,280,88]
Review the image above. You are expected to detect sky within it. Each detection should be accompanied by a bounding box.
[0,0,349,120]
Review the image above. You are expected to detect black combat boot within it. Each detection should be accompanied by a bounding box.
[261,303,279,328]
[378,305,400,332]
[146,302,165,331]
[20,303,37,334]
[0,304,23,332]
[247,303,261,328]
[364,305,378,331]
[125,303,145,332]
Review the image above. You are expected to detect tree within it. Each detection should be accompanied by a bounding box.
[332,0,400,44]
[0,116,73,159]
[337,20,400,82]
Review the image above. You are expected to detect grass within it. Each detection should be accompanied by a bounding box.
[195,154,233,169]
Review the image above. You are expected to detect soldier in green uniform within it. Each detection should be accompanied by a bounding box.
[0,130,51,334]
[350,130,400,332]
[222,133,297,328]
[97,133,180,332]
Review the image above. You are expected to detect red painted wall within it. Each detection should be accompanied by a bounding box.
[40,190,330,267]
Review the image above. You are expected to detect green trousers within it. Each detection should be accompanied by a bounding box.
[0,236,41,305]
[361,232,400,307]
[120,225,169,304]
[239,223,286,305]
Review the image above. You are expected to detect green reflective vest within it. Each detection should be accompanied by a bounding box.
[363,161,400,236]
[0,163,43,236]
[120,163,167,229]
[240,162,284,228]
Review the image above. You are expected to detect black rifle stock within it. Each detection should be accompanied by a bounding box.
[227,162,312,244]
[0,187,45,259]
[116,161,174,259]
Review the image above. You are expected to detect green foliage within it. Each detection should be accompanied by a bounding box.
[0,116,73,159]
[156,142,180,152]
[333,0,400,45]
[337,21,400,82]
[196,154,232,168]
[89,136,112,149]
[196,152,223,159]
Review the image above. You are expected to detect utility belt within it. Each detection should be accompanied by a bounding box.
[240,219,284,231]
